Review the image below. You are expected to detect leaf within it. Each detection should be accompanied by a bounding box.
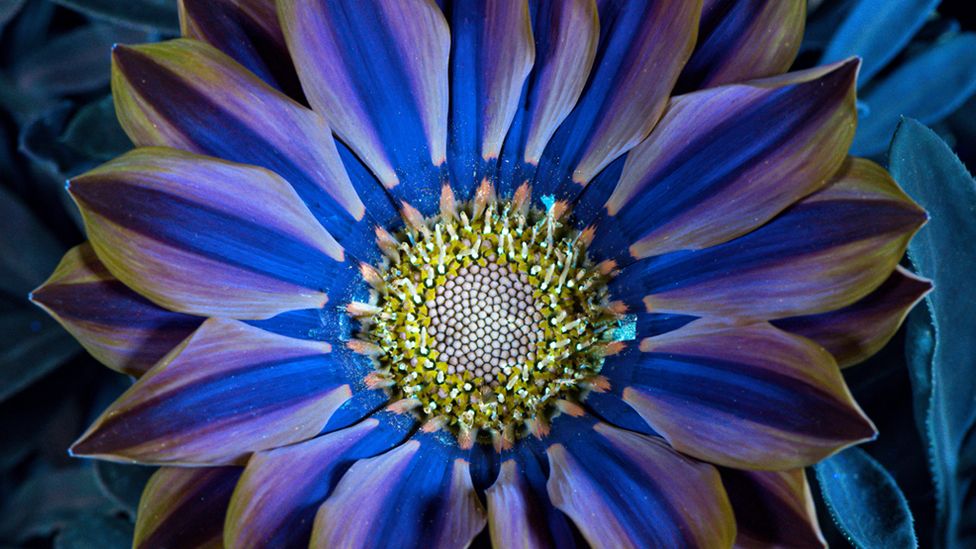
[60,95,132,162]
[0,0,25,31]
[12,26,120,96]
[0,467,121,542]
[50,0,178,34]
[0,308,79,402]
[853,33,976,156]
[0,186,63,298]
[814,447,918,548]
[889,118,976,548]
[94,462,157,518]
[54,513,133,549]
[821,0,939,85]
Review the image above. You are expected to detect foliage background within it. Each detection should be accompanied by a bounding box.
[0,1,974,547]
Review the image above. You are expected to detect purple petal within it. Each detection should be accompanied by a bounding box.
[224,415,410,548]
[533,0,701,198]
[592,60,858,261]
[612,158,927,319]
[133,466,241,549]
[279,0,450,210]
[446,0,536,195]
[111,39,377,251]
[71,318,354,465]
[608,320,875,469]
[676,0,805,92]
[721,468,826,548]
[775,266,932,368]
[30,243,201,376]
[521,0,599,167]
[310,432,486,547]
[69,147,349,320]
[545,417,736,548]
[178,0,304,98]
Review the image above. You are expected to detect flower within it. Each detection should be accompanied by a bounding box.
[31,0,930,547]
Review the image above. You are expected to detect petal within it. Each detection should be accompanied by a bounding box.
[71,318,356,465]
[111,38,385,251]
[775,266,932,368]
[133,466,241,549]
[591,60,858,261]
[721,468,826,549]
[607,320,875,470]
[279,0,450,211]
[446,0,535,194]
[533,0,701,198]
[521,0,599,167]
[676,0,805,92]
[225,414,410,549]
[486,440,581,548]
[178,0,304,99]
[310,432,486,548]
[611,158,927,319]
[69,147,349,320]
[29,243,201,377]
[546,417,736,548]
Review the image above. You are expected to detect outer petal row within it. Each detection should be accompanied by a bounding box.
[591,59,858,261]
[69,147,349,320]
[606,320,875,470]
[30,243,200,376]
[71,318,354,465]
[611,158,927,320]
[111,38,379,251]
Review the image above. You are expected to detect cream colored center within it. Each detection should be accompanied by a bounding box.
[427,263,544,387]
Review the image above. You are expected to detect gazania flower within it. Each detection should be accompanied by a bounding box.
[32,0,930,547]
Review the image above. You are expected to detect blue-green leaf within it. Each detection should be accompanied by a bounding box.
[0,467,121,542]
[0,308,79,402]
[54,513,133,549]
[889,118,976,548]
[853,33,976,156]
[0,186,63,298]
[94,462,157,518]
[50,0,178,34]
[814,447,918,548]
[821,0,939,85]
[11,26,116,96]
[60,95,132,162]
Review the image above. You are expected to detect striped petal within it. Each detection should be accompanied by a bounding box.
[224,415,410,549]
[591,60,858,262]
[676,0,805,92]
[546,417,736,548]
[521,0,598,167]
[533,0,701,198]
[721,468,826,549]
[133,466,241,549]
[607,320,875,470]
[446,0,535,194]
[178,0,304,99]
[310,432,486,548]
[487,440,581,548]
[612,158,927,320]
[71,318,355,465]
[29,243,201,377]
[279,0,450,211]
[775,266,932,368]
[69,148,348,320]
[111,38,382,251]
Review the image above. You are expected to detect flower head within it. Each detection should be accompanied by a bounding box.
[32,0,930,547]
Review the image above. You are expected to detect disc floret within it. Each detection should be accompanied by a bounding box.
[352,185,618,449]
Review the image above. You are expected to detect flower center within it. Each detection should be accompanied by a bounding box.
[353,191,618,449]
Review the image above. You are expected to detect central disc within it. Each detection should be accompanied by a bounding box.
[357,194,617,448]
[429,263,543,388]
